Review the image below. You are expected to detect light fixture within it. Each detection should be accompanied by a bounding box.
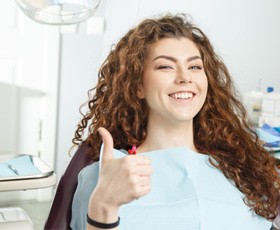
[15,0,101,25]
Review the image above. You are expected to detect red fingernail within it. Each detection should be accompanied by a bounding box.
[128,145,137,155]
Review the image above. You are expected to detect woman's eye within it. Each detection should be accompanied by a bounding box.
[157,65,173,70]
[189,65,202,70]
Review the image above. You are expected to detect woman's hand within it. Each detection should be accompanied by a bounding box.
[87,127,153,227]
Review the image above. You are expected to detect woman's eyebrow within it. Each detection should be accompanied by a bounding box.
[187,55,202,62]
[152,55,177,62]
[152,55,202,63]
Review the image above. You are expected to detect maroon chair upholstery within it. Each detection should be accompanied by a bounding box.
[44,142,94,230]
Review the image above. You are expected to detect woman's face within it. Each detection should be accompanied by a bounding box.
[139,37,208,126]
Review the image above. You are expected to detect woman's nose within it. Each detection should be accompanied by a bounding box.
[175,69,192,84]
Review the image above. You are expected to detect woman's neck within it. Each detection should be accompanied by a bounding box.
[137,119,196,153]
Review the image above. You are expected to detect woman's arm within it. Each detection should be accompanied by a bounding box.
[86,127,153,229]
[87,189,119,230]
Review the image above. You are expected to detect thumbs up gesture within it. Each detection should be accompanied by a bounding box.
[88,127,153,220]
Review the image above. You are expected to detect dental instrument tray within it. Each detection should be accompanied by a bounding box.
[0,155,53,181]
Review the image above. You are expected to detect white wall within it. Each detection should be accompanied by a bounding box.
[55,0,280,177]
[103,0,280,94]
[54,3,106,178]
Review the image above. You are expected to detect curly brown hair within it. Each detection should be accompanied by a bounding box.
[73,13,280,220]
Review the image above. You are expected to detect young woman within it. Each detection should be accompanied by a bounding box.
[70,14,280,229]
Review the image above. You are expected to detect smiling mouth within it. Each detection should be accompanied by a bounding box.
[169,92,194,99]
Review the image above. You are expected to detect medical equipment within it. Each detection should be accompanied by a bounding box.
[244,90,263,125]
[262,87,280,118]
[0,155,56,230]
[256,124,280,154]
[258,87,280,127]
[0,155,53,182]
[15,0,101,25]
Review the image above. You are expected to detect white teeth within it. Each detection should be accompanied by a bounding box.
[170,92,193,99]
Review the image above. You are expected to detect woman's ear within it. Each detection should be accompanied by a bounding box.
[137,85,145,99]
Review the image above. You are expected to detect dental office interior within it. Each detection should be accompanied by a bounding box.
[1,0,280,229]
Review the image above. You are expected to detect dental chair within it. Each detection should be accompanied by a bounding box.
[44,142,94,229]
[0,156,56,230]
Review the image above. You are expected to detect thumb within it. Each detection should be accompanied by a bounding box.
[98,127,114,165]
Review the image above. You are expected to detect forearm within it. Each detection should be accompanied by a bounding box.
[87,191,120,230]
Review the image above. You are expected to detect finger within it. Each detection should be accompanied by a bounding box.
[141,184,151,197]
[135,165,153,176]
[97,127,114,164]
[135,184,151,199]
[132,155,152,166]
[137,176,151,187]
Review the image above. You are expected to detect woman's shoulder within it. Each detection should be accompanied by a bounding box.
[77,161,100,183]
